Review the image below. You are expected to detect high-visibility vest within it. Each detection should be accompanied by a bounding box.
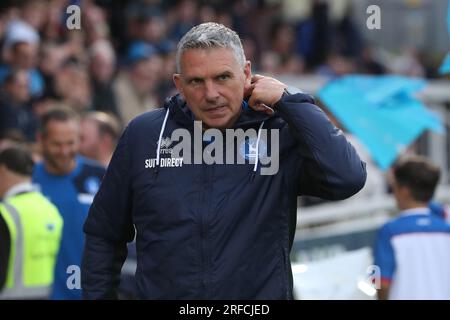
[0,191,63,299]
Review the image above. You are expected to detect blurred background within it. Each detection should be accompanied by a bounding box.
[0,0,449,300]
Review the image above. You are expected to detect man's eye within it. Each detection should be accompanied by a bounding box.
[190,79,202,85]
[218,74,230,81]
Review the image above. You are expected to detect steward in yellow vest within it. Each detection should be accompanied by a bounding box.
[0,147,62,299]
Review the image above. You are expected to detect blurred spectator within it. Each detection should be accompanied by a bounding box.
[199,3,217,24]
[331,3,363,59]
[374,156,450,300]
[281,55,305,75]
[0,40,44,98]
[0,146,62,299]
[88,40,119,117]
[295,0,330,69]
[269,21,304,75]
[138,7,174,53]
[216,9,233,29]
[83,1,111,45]
[157,50,178,100]
[113,42,163,124]
[316,53,356,78]
[242,36,261,72]
[390,47,426,78]
[31,94,60,119]
[169,0,198,41]
[271,21,296,61]
[41,0,67,42]
[18,0,48,33]
[0,130,27,152]
[54,60,92,112]
[2,19,39,59]
[33,107,105,299]
[80,111,122,167]
[260,51,281,76]
[38,40,85,100]
[39,43,67,99]
[358,45,386,75]
[0,70,37,141]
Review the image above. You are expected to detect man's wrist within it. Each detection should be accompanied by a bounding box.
[273,86,304,110]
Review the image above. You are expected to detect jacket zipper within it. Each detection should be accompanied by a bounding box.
[200,157,213,298]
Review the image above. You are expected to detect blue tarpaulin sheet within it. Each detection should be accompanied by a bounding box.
[318,75,443,170]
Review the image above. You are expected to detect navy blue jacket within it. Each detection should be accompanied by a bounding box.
[82,93,366,299]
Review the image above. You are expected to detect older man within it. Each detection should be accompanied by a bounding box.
[82,22,366,299]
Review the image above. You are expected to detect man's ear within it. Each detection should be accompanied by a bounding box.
[244,61,252,88]
[243,61,252,98]
[173,74,184,97]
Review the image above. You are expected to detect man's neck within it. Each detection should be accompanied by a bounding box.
[399,200,428,211]
[2,179,32,199]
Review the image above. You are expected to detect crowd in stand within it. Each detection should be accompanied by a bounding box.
[0,0,435,146]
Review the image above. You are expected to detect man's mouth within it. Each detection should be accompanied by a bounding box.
[205,105,227,113]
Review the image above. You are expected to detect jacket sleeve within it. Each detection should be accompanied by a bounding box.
[277,93,367,200]
[82,125,135,299]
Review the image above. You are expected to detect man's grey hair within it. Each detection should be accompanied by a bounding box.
[175,22,246,73]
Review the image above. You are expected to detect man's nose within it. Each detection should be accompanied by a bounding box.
[60,145,72,157]
[204,80,220,101]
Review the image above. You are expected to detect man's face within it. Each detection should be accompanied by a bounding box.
[80,119,101,161]
[39,120,79,175]
[13,42,37,69]
[131,56,163,95]
[173,48,251,129]
[90,53,115,83]
[7,71,30,104]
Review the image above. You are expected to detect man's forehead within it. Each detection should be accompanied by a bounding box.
[45,120,79,134]
[47,118,78,126]
[180,47,242,73]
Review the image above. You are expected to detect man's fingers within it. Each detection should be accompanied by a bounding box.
[243,83,255,99]
[248,94,259,108]
[251,74,264,84]
[248,102,275,115]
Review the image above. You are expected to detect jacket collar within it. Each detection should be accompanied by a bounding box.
[3,182,36,199]
[399,207,430,217]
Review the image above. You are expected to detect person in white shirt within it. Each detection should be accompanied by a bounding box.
[374,156,450,300]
